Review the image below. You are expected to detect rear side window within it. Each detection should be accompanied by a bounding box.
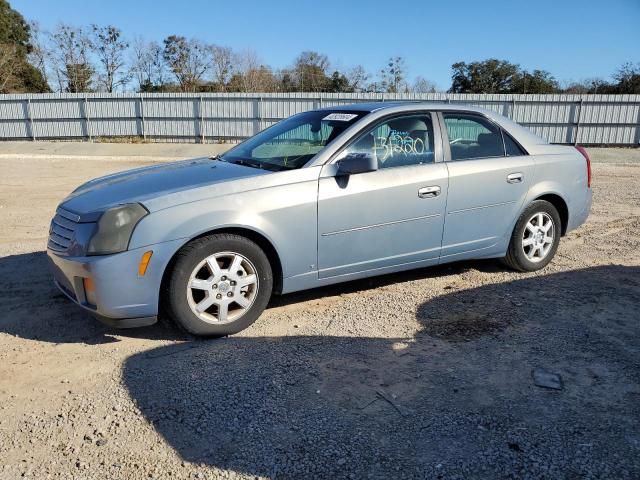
[503,131,527,156]
[443,113,505,161]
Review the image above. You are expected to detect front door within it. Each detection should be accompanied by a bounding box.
[317,113,448,279]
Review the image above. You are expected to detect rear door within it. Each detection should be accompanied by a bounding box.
[438,112,534,259]
[317,112,448,278]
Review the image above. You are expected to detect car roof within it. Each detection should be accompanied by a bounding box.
[317,101,549,148]
[319,101,496,115]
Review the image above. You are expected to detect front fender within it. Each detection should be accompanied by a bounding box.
[128,180,319,280]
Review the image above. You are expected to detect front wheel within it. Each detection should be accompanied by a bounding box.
[502,200,561,272]
[165,234,273,336]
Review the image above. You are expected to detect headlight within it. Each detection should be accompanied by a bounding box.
[87,203,148,255]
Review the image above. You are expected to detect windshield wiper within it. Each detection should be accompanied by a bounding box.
[220,156,290,172]
[228,158,265,169]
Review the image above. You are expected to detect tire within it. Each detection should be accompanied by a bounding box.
[502,200,561,272]
[165,233,273,337]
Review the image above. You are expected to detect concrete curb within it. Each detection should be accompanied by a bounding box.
[0,153,204,162]
[0,141,232,161]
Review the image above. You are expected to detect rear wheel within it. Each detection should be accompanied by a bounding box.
[165,234,273,336]
[502,200,561,272]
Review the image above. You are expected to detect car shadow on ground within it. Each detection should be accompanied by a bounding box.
[121,265,640,479]
[0,251,174,344]
[0,250,496,344]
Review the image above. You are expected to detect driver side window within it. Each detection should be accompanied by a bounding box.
[341,114,435,169]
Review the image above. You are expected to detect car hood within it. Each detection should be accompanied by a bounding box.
[61,158,270,216]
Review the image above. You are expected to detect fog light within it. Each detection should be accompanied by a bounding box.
[138,250,153,276]
[83,277,97,306]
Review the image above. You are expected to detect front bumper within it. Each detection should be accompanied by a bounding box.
[47,238,184,328]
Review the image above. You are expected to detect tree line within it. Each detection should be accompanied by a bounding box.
[1,0,638,95]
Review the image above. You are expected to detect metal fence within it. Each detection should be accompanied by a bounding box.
[1,92,639,145]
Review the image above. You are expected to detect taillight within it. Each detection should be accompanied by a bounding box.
[575,146,592,188]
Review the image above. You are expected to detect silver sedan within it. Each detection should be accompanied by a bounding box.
[47,102,592,336]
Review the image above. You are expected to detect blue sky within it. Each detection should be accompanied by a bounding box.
[13,0,640,89]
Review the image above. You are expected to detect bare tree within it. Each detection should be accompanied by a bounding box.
[245,65,278,92]
[233,48,259,91]
[130,38,167,91]
[412,76,438,93]
[274,68,296,92]
[207,44,234,91]
[613,62,640,94]
[90,24,130,92]
[292,51,330,91]
[379,56,408,93]
[346,65,370,92]
[49,24,93,92]
[27,21,50,87]
[229,49,277,92]
[295,51,329,71]
[163,35,208,91]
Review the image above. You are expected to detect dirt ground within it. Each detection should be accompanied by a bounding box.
[0,148,639,479]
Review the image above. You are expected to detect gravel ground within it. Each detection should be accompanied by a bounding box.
[0,147,639,479]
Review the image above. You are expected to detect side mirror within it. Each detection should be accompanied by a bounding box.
[335,152,378,176]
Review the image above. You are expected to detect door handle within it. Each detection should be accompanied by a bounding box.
[418,186,441,198]
[507,173,524,184]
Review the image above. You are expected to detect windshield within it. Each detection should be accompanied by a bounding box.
[221,110,367,171]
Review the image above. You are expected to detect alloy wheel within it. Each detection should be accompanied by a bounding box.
[186,251,259,324]
[522,212,555,263]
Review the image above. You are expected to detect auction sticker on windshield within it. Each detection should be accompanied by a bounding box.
[323,113,359,121]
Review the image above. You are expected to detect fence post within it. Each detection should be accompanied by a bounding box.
[26,98,36,141]
[254,96,262,137]
[199,96,205,143]
[139,95,146,141]
[574,98,584,146]
[511,98,517,120]
[83,97,92,141]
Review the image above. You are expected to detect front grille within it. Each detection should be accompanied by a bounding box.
[48,208,80,252]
